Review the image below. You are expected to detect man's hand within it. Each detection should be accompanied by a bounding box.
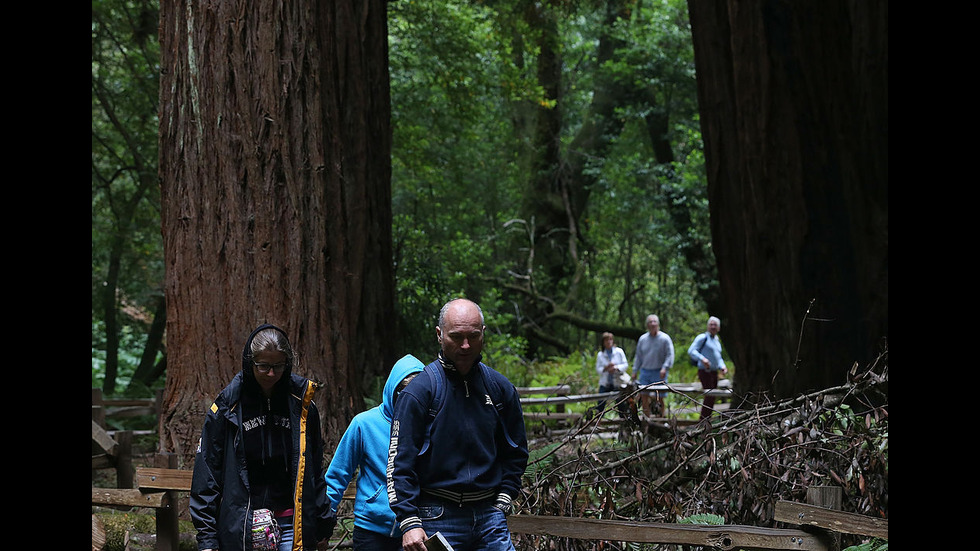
[700,357,710,369]
[402,527,427,551]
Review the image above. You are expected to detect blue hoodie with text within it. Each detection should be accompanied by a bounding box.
[324,354,426,537]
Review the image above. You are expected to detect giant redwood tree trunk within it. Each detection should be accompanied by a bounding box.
[158,0,394,466]
[686,0,887,401]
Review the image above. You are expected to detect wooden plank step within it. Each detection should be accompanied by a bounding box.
[92,487,167,509]
[137,468,193,492]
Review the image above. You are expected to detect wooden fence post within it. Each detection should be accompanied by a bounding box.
[92,388,106,428]
[115,430,134,489]
[806,486,842,551]
[153,453,180,551]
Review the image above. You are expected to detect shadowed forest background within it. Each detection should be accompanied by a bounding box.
[93,0,886,484]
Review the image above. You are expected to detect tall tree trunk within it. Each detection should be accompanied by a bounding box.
[687,0,887,401]
[101,240,122,395]
[158,0,394,466]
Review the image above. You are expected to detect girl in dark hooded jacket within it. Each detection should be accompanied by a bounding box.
[190,324,335,550]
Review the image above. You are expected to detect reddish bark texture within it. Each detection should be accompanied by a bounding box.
[158,0,394,466]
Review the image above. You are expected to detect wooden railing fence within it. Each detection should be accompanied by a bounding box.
[92,388,163,491]
[93,462,885,551]
[520,379,733,428]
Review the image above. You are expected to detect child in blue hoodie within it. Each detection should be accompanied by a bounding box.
[324,354,425,549]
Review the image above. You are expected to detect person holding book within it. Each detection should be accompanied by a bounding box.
[324,354,425,550]
[387,298,529,550]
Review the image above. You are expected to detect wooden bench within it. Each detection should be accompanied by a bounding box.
[92,464,190,551]
[93,466,360,550]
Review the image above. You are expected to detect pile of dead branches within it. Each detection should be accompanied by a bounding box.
[516,360,888,548]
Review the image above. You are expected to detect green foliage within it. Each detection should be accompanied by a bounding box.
[92,319,163,395]
[525,354,591,393]
[816,403,888,484]
[362,373,386,410]
[525,441,563,478]
[389,0,709,361]
[95,511,196,551]
[677,513,725,525]
[92,0,165,394]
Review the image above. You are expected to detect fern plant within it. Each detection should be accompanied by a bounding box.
[677,513,725,525]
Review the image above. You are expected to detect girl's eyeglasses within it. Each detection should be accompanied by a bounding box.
[253,361,286,373]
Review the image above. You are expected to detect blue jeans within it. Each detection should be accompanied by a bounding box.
[418,498,515,550]
[637,368,667,398]
[353,525,402,550]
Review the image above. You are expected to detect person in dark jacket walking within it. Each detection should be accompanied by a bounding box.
[387,298,529,551]
[190,323,335,550]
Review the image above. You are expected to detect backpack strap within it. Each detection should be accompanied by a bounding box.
[482,365,505,413]
[421,361,507,444]
[421,361,445,452]
[690,332,709,367]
